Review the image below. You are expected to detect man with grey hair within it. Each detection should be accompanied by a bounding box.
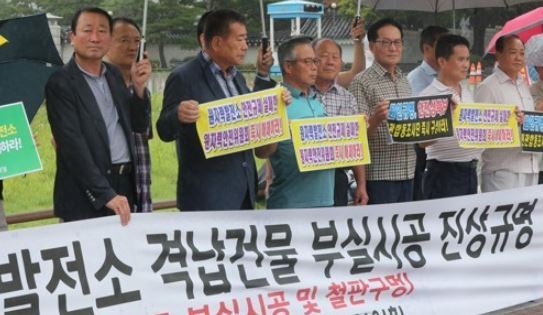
[312,37,368,206]
[256,37,334,209]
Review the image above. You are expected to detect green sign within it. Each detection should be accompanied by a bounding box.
[0,102,42,179]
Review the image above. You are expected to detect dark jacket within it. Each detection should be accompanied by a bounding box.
[156,52,276,210]
[45,57,150,221]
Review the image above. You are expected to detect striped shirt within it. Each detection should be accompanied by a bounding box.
[349,62,415,181]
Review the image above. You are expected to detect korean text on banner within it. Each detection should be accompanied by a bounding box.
[196,86,290,159]
[290,115,370,172]
[1,186,543,314]
[387,94,453,143]
[0,102,42,179]
[453,103,520,148]
[521,110,543,152]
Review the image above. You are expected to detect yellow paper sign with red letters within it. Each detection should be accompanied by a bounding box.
[290,115,371,172]
[196,87,290,158]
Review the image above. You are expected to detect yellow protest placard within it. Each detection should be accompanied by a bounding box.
[196,87,290,159]
[453,103,520,148]
[290,115,370,172]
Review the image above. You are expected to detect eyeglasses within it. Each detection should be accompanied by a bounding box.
[116,38,141,45]
[287,58,321,66]
[374,39,403,48]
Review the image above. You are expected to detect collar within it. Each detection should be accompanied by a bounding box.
[430,78,469,100]
[429,78,452,93]
[204,51,238,78]
[421,60,437,77]
[76,61,107,78]
[494,66,523,85]
[371,61,403,78]
[313,80,340,94]
[283,82,316,99]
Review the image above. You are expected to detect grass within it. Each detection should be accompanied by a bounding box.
[4,91,267,229]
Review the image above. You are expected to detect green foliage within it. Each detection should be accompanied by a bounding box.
[0,0,37,19]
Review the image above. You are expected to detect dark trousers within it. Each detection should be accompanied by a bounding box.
[367,179,414,205]
[108,171,136,210]
[422,159,478,200]
[334,169,349,206]
[240,190,253,210]
[62,169,135,223]
[539,171,543,185]
[413,145,426,201]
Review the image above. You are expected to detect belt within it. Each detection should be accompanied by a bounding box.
[427,159,478,169]
[109,163,132,175]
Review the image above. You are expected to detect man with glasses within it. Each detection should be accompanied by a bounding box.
[349,18,415,204]
[256,37,334,209]
[106,17,153,213]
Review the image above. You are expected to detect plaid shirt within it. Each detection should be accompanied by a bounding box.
[132,87,152,213]
[134,131,152,212]
[313,82,357,117]
[349,62,415,181]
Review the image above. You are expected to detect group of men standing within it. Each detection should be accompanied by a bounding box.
[0,6,539,229]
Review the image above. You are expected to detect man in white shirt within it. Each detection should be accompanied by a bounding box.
[419,34,483,199]
[475,35,538,192]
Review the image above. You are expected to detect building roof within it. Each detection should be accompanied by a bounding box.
[248,10,352,46]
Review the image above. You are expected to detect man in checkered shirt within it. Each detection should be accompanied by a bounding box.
[349,18,415,204]
[312,37,368,206]
[106,17,153,212]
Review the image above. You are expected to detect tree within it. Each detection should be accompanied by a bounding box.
[103,0,206,68]
[336,0,541,56]
[146,0,204,68]
[0,0,39,19]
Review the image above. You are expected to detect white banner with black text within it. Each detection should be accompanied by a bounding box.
[2,185,543,315]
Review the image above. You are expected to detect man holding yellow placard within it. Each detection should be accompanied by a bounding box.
[256,37,335,209]
[418,34,483,199]
[157,9,278,211]
[475,35,538,192]
[349,18,414,205]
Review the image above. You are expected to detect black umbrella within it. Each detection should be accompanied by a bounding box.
[0,13,63,121]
